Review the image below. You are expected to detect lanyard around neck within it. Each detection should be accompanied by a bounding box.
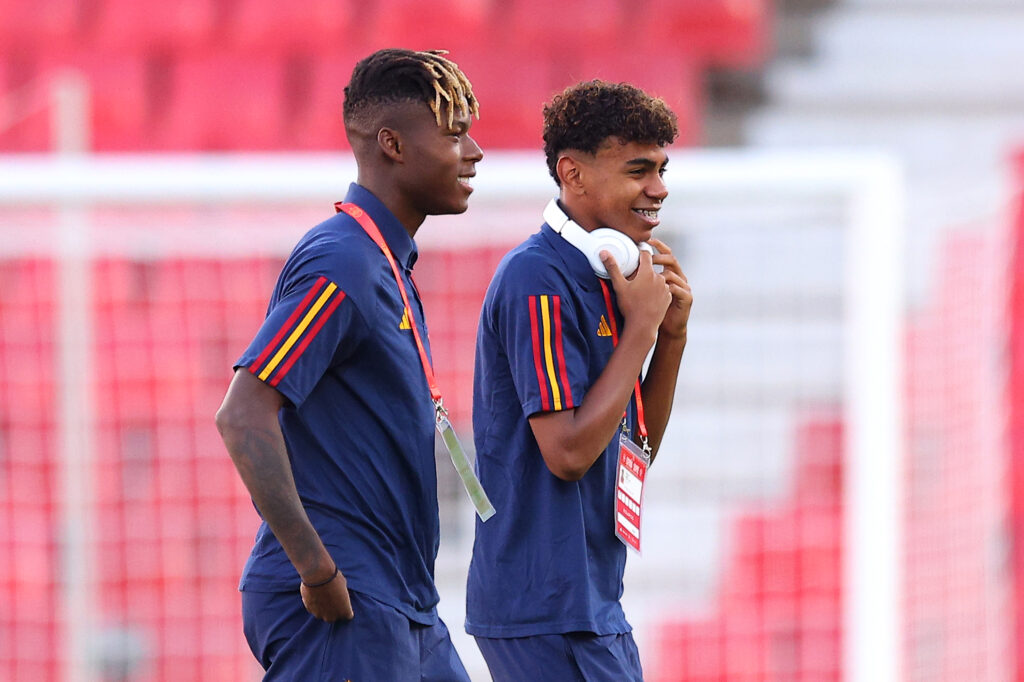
[335,202,442,404]
[598,279,649,448]
[335,201,497,522]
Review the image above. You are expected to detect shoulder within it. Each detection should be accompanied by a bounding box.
[283,213,379,295]
[490,233,572,298]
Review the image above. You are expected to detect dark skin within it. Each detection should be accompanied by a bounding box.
[215,100,483,622]
[529,138,692,481]
[349,100,483,237]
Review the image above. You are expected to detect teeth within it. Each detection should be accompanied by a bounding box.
[459,176,473,185]
[636,209,658,219]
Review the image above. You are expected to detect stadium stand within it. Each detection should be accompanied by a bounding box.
[11,3,1022,682]
[0,259,59,682]
[638,0,772,68]
[0,57,50,152]
[746,6,1024,677]
[646,201,1016,680]
[223,0,352,53]
[1012,154,1024,682]
[0,0,761,151]
[87,0,218,53]
[648,415,843,682]
[150,54,288,150]
[0,0,79,50]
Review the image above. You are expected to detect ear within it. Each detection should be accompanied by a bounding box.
[556,155,585,196]
[377,127,403,162]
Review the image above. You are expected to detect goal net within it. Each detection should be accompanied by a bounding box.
[0,151,1013,682]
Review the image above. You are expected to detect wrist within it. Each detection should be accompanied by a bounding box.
[301,565,339,588]
[657,326,687,343]
[620,322,658,348]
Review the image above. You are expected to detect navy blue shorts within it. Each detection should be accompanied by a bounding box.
[475,631,643,682]
[242,589,470,681]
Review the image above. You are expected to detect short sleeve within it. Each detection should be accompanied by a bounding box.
[491,255,590,418]
[236,272,365,406]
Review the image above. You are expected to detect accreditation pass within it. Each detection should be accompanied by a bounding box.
[615,437,649,553]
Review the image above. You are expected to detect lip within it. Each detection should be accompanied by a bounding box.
[632,207,660,226]
[458,173,475,193]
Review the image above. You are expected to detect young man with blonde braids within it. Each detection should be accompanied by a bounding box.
[467,80,692,680]
[216,48,482,680]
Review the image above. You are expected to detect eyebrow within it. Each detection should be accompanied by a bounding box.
[625,157,669,170]
[445,120,470,134]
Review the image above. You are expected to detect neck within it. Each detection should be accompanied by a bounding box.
[558,193,597,232]
[357,172,425,239]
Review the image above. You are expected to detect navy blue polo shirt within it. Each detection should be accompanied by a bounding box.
[466,221,637,638]
[234,183,440,625]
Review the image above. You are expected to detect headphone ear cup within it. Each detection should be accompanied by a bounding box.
[588,228,641,279]
[547,202,645,279]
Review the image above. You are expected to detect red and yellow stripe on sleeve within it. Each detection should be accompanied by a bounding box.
[527,294,574,411]
[248,276,346,387]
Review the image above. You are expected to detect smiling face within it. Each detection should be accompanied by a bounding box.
[562,137,669,244]
[392,101,483,219]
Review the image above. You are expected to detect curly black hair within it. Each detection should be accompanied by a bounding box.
[543,80,678,185]
[343,48,479,129]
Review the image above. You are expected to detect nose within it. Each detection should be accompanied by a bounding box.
[463,134,483,162]
[647,173,668,201]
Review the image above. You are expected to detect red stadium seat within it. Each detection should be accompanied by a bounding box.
[1012,153,1024,679]
[0,57,52,152]
[648,408,845,681]
[446,47,553,148]
[280,54,358,151]
[574,49,702,145]
[38,54,151,151]
[365,0,491,52]
[224,0,352,53]
[637,0,771,68]
[88,0,216,51]
[502,0,620,52]
[0,0,78,50]
[150,55,287,150]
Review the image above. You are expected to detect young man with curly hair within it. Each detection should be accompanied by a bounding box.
[466,80,692,680]
[215,48,482,680]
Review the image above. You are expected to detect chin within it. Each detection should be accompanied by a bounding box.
[432,202,469,217]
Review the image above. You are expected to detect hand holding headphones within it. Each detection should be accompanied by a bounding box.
[543,199,654,279]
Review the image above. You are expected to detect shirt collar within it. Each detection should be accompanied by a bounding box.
[343,183,419,270]
[540,202,600,291]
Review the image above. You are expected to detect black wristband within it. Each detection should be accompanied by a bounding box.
[301,566,339,588]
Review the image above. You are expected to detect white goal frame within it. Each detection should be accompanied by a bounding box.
[0,150,904,682]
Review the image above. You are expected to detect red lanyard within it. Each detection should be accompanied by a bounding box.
[335,202,443,405]
[599,279,648,443]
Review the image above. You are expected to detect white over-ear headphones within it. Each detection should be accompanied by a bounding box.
[543,199,654,279]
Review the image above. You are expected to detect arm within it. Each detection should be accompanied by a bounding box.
[529,250,672,481]
[215,369,354,621]
[640,237,693,460]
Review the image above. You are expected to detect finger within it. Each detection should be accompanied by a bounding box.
[600,249,626,284]
[653,259,688,284]
[648,237,671,255]
[668,283,692,301]
[661,269,689,289]
[651,253,683,278]
[636,248,656,273]
[655,258,684,279]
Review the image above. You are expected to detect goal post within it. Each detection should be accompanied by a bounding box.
[0,151,903,682]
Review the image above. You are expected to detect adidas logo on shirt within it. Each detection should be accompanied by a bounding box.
[399,309,412,330]
[597,315,612,337]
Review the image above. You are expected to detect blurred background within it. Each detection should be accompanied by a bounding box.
[1,0,1023,680]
